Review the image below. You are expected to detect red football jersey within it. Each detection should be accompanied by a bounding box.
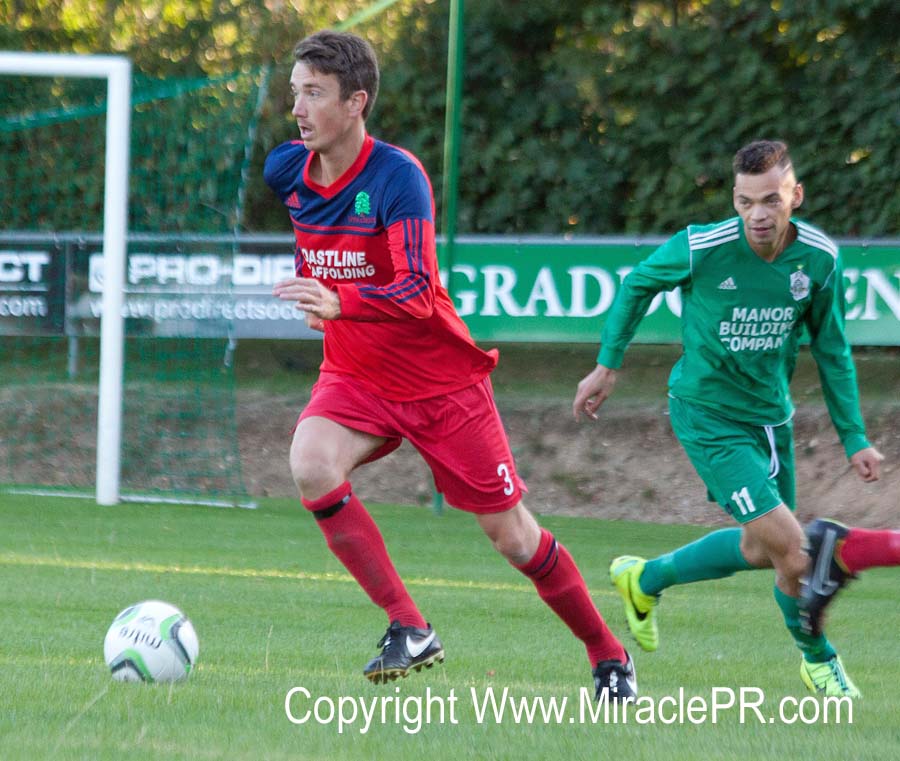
[265,134,497,400]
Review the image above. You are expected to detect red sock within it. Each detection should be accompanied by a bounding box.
[302,482,427,629]
[838,528,900,574]
[515,528,626,666]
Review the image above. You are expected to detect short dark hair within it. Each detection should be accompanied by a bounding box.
[732,140,793,175]
[293,30,380,119]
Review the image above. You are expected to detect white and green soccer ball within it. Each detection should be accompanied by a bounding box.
[103,600,199,683]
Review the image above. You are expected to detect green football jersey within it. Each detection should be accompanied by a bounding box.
[597,216,870,457]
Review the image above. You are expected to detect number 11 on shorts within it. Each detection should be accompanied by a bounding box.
[731,486,756,516]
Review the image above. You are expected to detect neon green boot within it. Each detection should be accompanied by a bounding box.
[609,555,659,652]
[800,655,861,698]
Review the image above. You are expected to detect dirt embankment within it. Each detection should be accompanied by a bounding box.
[238,392,898,528]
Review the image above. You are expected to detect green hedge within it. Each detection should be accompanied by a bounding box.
[4,0,898,236]
[369,0,899,236]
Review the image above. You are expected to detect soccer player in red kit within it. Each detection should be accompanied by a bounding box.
[801,517,895,635]
[265,30,635,700]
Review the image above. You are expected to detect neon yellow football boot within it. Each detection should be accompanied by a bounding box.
[609,555,659,652]
[800,655,861,698]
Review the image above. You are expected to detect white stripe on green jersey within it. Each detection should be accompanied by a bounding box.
[688,218,740,250]
[597,216,869,457]
[796,220,839,258]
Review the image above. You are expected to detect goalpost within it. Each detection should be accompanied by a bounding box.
[1,56,263,509]
[0,53,131,506]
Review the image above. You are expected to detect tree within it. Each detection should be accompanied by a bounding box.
[3,0,897,235]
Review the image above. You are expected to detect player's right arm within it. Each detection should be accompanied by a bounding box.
[263,141,305,196]
[573,363,617,421]
[597,231,693,369]
[574,233,691,421]
[266,142,344,330]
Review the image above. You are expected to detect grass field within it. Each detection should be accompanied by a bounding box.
[1,494,898,760]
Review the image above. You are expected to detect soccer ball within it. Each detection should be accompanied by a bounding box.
[103,600,199,683]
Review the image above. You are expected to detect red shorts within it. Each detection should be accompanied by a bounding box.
[297,373,525,513]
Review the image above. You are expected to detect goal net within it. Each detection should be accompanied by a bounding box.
[0,55,269,507]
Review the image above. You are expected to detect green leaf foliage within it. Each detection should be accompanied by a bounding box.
[2,0,897,235]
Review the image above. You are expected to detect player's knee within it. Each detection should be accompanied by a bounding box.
[491,533,534,565]
[739,532,771,568]
[290,444,342,499]
[775,547,808,585]
[494,538,533,565]
[479,512,539,565]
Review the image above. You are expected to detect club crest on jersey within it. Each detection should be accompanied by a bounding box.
[348,190,376,225]
[354,191,371,216]
[789,268,811,301]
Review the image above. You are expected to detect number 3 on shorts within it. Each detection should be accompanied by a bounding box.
[731,486,756,516]
[497,463,515,496]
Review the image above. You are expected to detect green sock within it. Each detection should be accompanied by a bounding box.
[638,527,753,596]
[773,586,836,663]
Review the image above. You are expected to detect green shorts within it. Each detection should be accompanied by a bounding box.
[668,395,796,523]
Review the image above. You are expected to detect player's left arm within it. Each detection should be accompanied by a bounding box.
[805,255,883,481]
[270,214,436,322]
[335,162,436,322]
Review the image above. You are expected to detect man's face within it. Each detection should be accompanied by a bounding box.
[733,165,804,252]
[289,62,362,154]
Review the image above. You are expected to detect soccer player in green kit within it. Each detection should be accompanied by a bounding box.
[572,139,884,698]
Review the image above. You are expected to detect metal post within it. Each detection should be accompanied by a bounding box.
[441,0,465,278]
[94,60,131,506]
[67,336,79,378]
[432,0,465,513]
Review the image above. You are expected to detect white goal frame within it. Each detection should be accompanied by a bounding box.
[0,53,131,505]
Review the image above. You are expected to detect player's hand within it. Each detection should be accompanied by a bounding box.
[273,277,341,321]
[573,364,617,422]
[305,313,325,332]
[850,446,884,482]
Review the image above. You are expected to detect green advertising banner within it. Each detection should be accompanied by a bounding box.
[439,237,900,345]
[2,234,898,345]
